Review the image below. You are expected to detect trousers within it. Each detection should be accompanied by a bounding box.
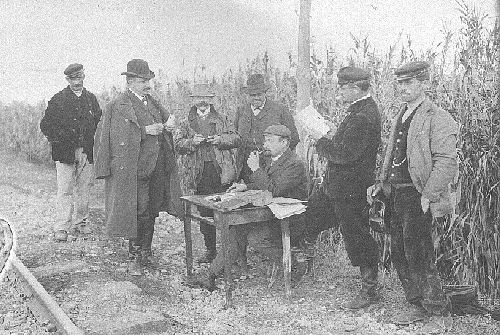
[54,147,93,231]
[390,186,450,315]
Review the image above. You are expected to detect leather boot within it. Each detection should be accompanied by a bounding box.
[183,271,217,291]
[343,265,380,310]
[196,248,217,264]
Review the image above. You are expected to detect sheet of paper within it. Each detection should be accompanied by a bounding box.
[294,104,331,140]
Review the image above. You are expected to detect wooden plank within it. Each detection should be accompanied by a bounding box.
[183,202,193,276]
[281,219,292,297]
[213,208,274,226]
[220,213,233,309]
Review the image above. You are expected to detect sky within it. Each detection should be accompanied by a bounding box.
[0,0,497,104]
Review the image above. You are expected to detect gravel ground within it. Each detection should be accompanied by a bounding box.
[0,149,499,335]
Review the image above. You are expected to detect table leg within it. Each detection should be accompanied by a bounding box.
[183,202,193,276]
[281,219,291,297]
[219,213,233,309]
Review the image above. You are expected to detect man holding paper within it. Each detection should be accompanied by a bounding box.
[315,67,382,310]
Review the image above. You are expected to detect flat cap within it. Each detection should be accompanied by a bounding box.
[263,124,291,138]
[64,63,84,78]
[395,61,430,81]
[337,66,370,85]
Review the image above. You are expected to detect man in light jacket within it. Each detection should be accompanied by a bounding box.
[368,61,458,326]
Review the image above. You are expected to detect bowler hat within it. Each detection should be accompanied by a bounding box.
[243,74,270,95]
[395,61,430,82]
[337,66,370,85]
[64,63,84,78]
[190,83,215,97]
[121,59,155,80]
[263,124,291,138]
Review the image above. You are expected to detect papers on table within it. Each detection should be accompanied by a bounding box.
[294,104,332,140]
[267,198,307,219]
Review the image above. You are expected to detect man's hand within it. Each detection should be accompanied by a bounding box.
[323,120,337,140]
[192,134,205,146]
[227,182,247,193]
[247,151,260,172]
[367,184,382,205]
[206,135,221,145]
[145,123,164,135]
[421,196,430,213]
[163,114,176,132]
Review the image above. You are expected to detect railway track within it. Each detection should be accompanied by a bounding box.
[1,218,84,335]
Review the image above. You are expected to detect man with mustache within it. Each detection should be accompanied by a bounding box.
[176,83,240,264]
[368,61,457,326]
[184,125,308,291]
[40,63,102,242]
[94,59,182,276]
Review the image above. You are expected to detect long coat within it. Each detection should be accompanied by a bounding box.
[175,105,241,189]
[235,99,299,175]
[316,96,381,199]
[93,91,182,238]
[380,97,458,217]
[40,86,102,164]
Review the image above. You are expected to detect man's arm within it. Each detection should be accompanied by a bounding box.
[421,110,458,202]
[40,94,71,143]
[248,160,306,197]
[316,114,370,165]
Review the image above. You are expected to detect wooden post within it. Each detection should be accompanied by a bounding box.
[294,0,312,162]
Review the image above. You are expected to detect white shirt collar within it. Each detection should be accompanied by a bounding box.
[402,95,425,123]
[251,99,266,116]
[129,89,147,104]
[71,89,83,97]
[350,93,371,106]
[197,107,210,118]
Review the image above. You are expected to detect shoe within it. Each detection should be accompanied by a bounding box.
[342,292,380,310]
[53,230,68,242]
[392,305,429,325]
[127,257,143,276]
[183,272,217,291]
[196,249,217,264]
[141,250,158,268]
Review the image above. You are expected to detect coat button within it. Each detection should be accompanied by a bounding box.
[119,166,124,170]
[391,173,395,177]
[396,139,401,143]
[399,131,403,135]
[124,118,129,122]
[120,142,125,146]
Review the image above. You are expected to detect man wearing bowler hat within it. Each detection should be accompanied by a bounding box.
[94,59,182,275]
[368,61,457,326]
[175,83,240,264]
[40,63,102,242]
[235,73,299,183]
[312,66,382,310]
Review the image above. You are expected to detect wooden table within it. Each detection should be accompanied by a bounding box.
[180,194,292,308]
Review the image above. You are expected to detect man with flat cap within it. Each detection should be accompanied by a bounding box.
[176,83,240,264]
[368,61,457,325]
[94,59,182,275]
[235,73,300,183]
[40,63,102,242]
[310,66,382,310]
[184,124,308,291]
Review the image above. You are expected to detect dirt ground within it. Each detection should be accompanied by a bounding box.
[0,149,499,335]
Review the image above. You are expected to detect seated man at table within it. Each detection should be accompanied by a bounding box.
[184,124,308,291]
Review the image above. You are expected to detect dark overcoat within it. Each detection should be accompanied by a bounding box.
[234,99,299,175]
[40,86,102,164]
[316,96,381,199]
[93,91,182,238]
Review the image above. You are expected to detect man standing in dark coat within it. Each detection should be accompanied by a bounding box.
[94,59,182,276]
[315,67,382,309]
[40,63,102,242]
[235,74,299,182]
